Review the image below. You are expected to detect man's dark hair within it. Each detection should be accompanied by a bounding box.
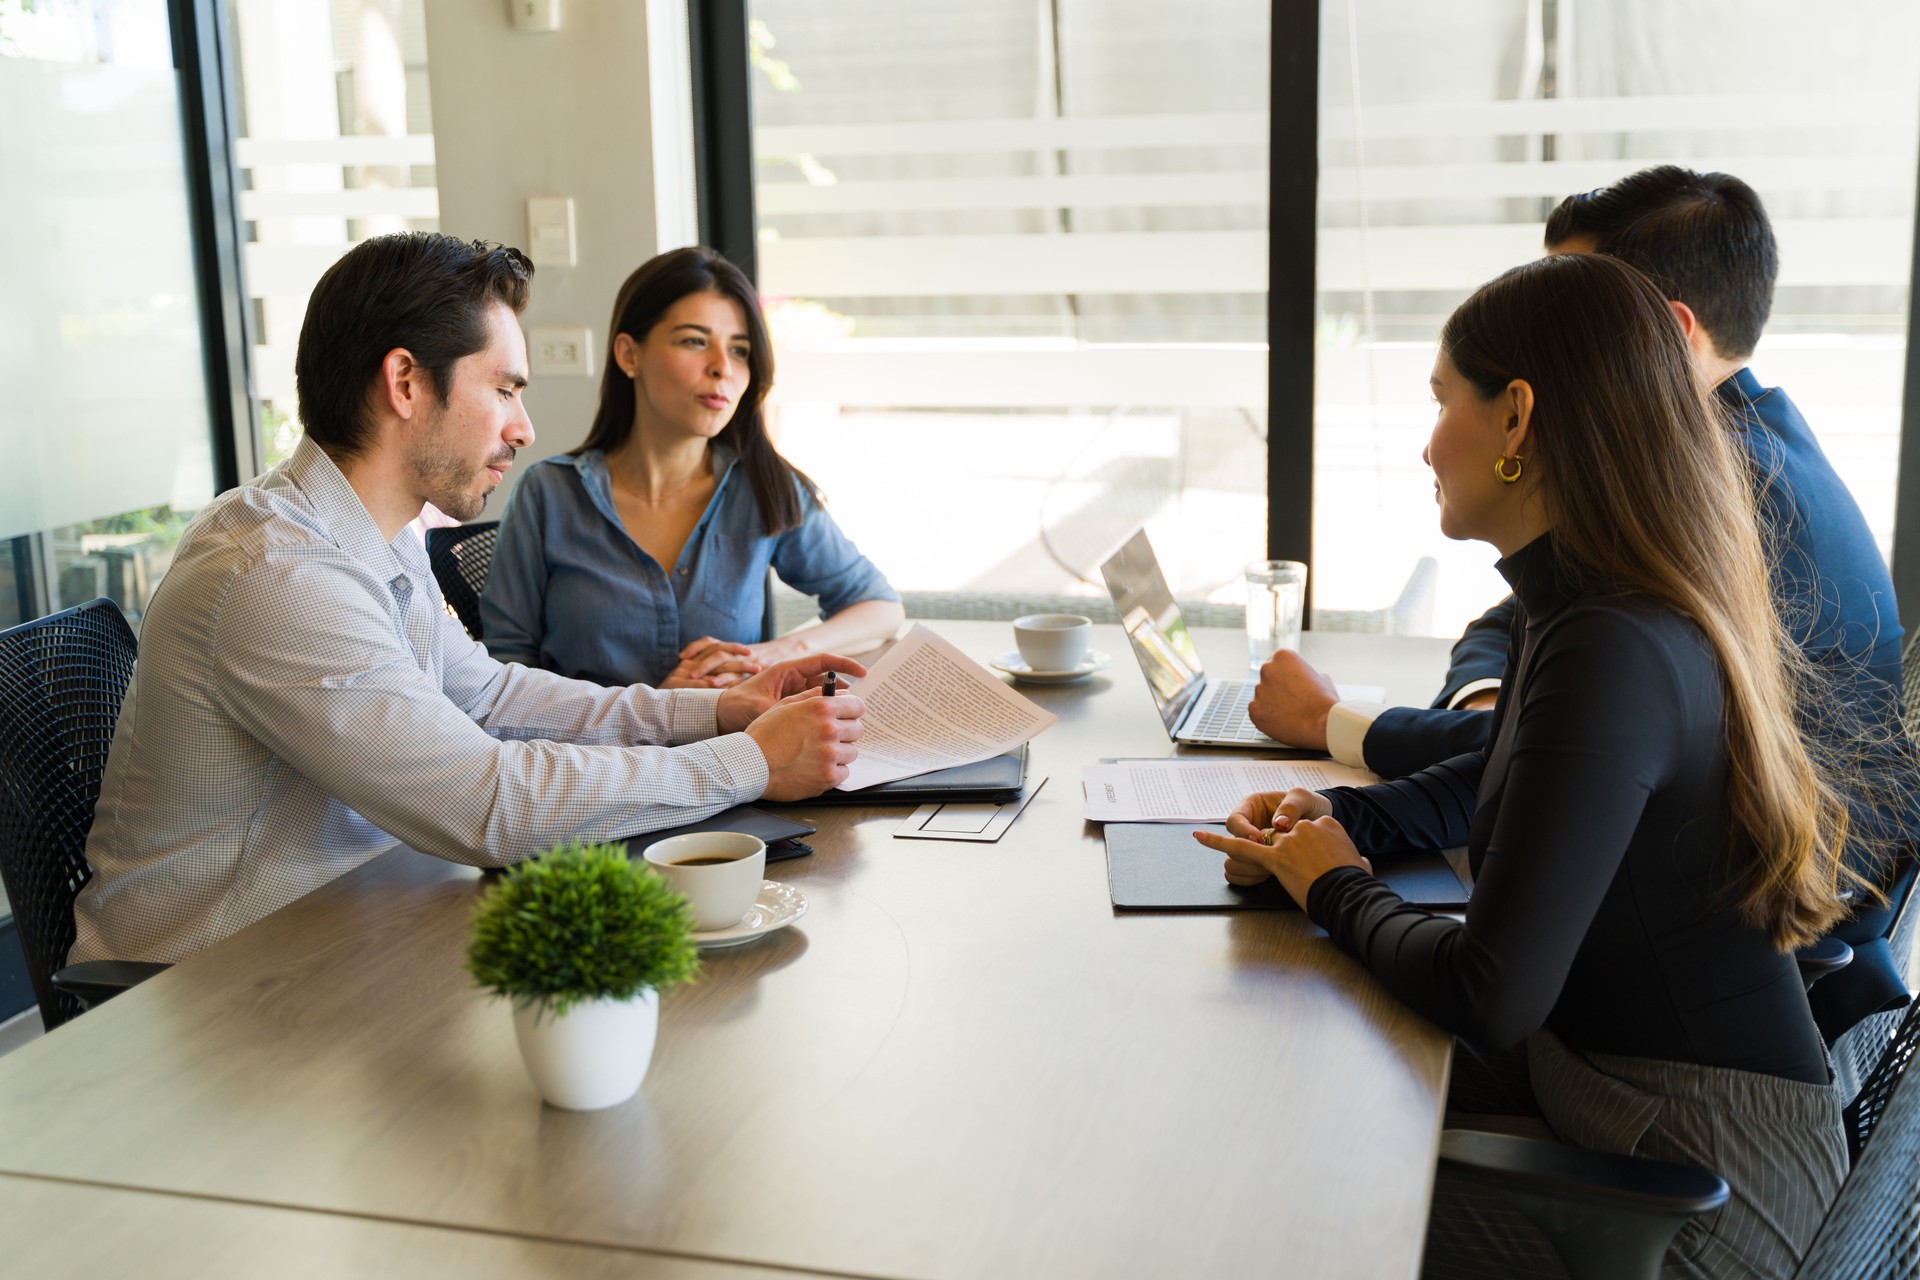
[295,233,533,459]
[1543,166,1776,360]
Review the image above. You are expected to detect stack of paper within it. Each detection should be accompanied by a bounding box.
[835,626,1057,791]
[1081,758,1378,822]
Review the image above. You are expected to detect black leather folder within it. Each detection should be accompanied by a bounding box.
[620,805,818,862]
[1105,821,1469,911]
[789,743,1029,805]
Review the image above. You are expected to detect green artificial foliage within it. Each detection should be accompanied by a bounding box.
[467,840,701,1018]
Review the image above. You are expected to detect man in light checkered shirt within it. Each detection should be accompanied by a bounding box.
[73,233,867,965]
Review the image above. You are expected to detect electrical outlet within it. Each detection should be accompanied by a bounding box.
[528,327,594,377]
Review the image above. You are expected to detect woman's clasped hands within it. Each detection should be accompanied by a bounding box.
[660,636,764,688]
[1192,787,1373,908]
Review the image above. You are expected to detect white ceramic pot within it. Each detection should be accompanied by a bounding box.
[511,989,659,1110]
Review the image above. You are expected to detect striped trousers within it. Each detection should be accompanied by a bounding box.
[1423,1030,1848,1280]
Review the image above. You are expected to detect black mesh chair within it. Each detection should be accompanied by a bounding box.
[425,521,499,640]
[431,524,779,654]
[0,599,168,1030]
[1435,988,1920,1279]
[1818,636,1920,1098]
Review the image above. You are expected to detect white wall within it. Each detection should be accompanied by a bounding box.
[420,0,694,495]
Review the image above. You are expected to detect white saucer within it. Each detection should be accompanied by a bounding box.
[692,881,807,950]
[990,649,1112,684]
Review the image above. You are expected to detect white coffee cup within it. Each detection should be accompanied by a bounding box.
[642,832,767,931]
[1012,613,1092,672]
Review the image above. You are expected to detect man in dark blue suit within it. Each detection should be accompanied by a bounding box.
[1247,166,1912,1039]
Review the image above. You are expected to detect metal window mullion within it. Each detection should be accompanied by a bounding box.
[1268,0,1319,620]
[688,0,760,284]
[169,0,258,491]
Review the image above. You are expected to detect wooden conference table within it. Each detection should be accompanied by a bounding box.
[0,622,1457,1279]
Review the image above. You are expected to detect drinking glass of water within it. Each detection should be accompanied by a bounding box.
[1244,560,1307,672]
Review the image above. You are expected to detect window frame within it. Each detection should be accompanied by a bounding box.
[0,0,254,1029]
[688,1,1920,636]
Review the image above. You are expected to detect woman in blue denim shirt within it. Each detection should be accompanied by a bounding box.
[481,247,902,688]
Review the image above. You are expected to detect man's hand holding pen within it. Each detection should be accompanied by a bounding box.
[719,654,866,800]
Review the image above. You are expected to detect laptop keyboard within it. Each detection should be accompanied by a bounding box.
[1189,680,1273,741]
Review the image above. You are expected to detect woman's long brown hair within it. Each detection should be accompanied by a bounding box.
[1441,252,1859,950]
[574,246,816,534]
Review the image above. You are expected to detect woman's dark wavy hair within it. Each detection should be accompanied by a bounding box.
[575,247,815,534]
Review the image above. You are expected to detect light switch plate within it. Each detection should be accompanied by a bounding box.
[528,326,594,377]
[510,0,560,32]
[526,196,576,267]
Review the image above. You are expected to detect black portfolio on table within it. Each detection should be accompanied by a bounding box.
[620,805,818,862]
[788,742,1029,805]
[1104,822,1470,911]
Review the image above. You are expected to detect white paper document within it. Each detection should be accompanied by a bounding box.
[836,625,1058,791]
[1080,758,1379,822]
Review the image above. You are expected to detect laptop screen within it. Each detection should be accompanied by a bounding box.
[1099,529,1206,735]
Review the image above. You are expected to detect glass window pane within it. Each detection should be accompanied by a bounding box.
[0,0,221,631]
[1314,0,1920,637]
[748,0,1269,608]
[0,0,228,1009]
[0,0,217,547]
[231,0,438,469]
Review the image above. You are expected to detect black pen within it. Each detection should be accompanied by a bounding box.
[823,670,837,698]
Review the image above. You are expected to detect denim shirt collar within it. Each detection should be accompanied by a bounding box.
[562,442,742,553]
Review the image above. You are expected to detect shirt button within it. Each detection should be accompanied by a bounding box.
[677,567,688,576]
[393,574,410,592]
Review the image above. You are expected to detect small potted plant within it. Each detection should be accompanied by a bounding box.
[467,839,700,1110]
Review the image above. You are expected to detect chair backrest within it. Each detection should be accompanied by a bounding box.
[1311,556,1439,636]
[0,599,138,1030]
[1828,637,1920,1089]
[898,590,1123,624]
[425,521,499,640]
[1904,631,1920,736]
[893,590,1249,629]
[1830,871,1920,1101]
[1795,998,1920,1278]
[1825,635,1920,1099]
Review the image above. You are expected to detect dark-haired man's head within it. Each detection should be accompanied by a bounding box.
[1544,166,1777,362]
[294,233,537,528]
[295,233,534,462]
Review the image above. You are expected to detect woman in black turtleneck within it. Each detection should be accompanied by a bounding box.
[1197,253,1869,1279]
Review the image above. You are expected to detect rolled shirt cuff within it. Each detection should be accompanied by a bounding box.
[1445,678,1502,711]
[697,730,773,802]
[667,688,725,745]
[1326,699,1389,771]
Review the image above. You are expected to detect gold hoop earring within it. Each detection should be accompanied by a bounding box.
[1494,454,1525,484]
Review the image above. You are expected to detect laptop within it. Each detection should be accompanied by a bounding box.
[1099,528,1299,749]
